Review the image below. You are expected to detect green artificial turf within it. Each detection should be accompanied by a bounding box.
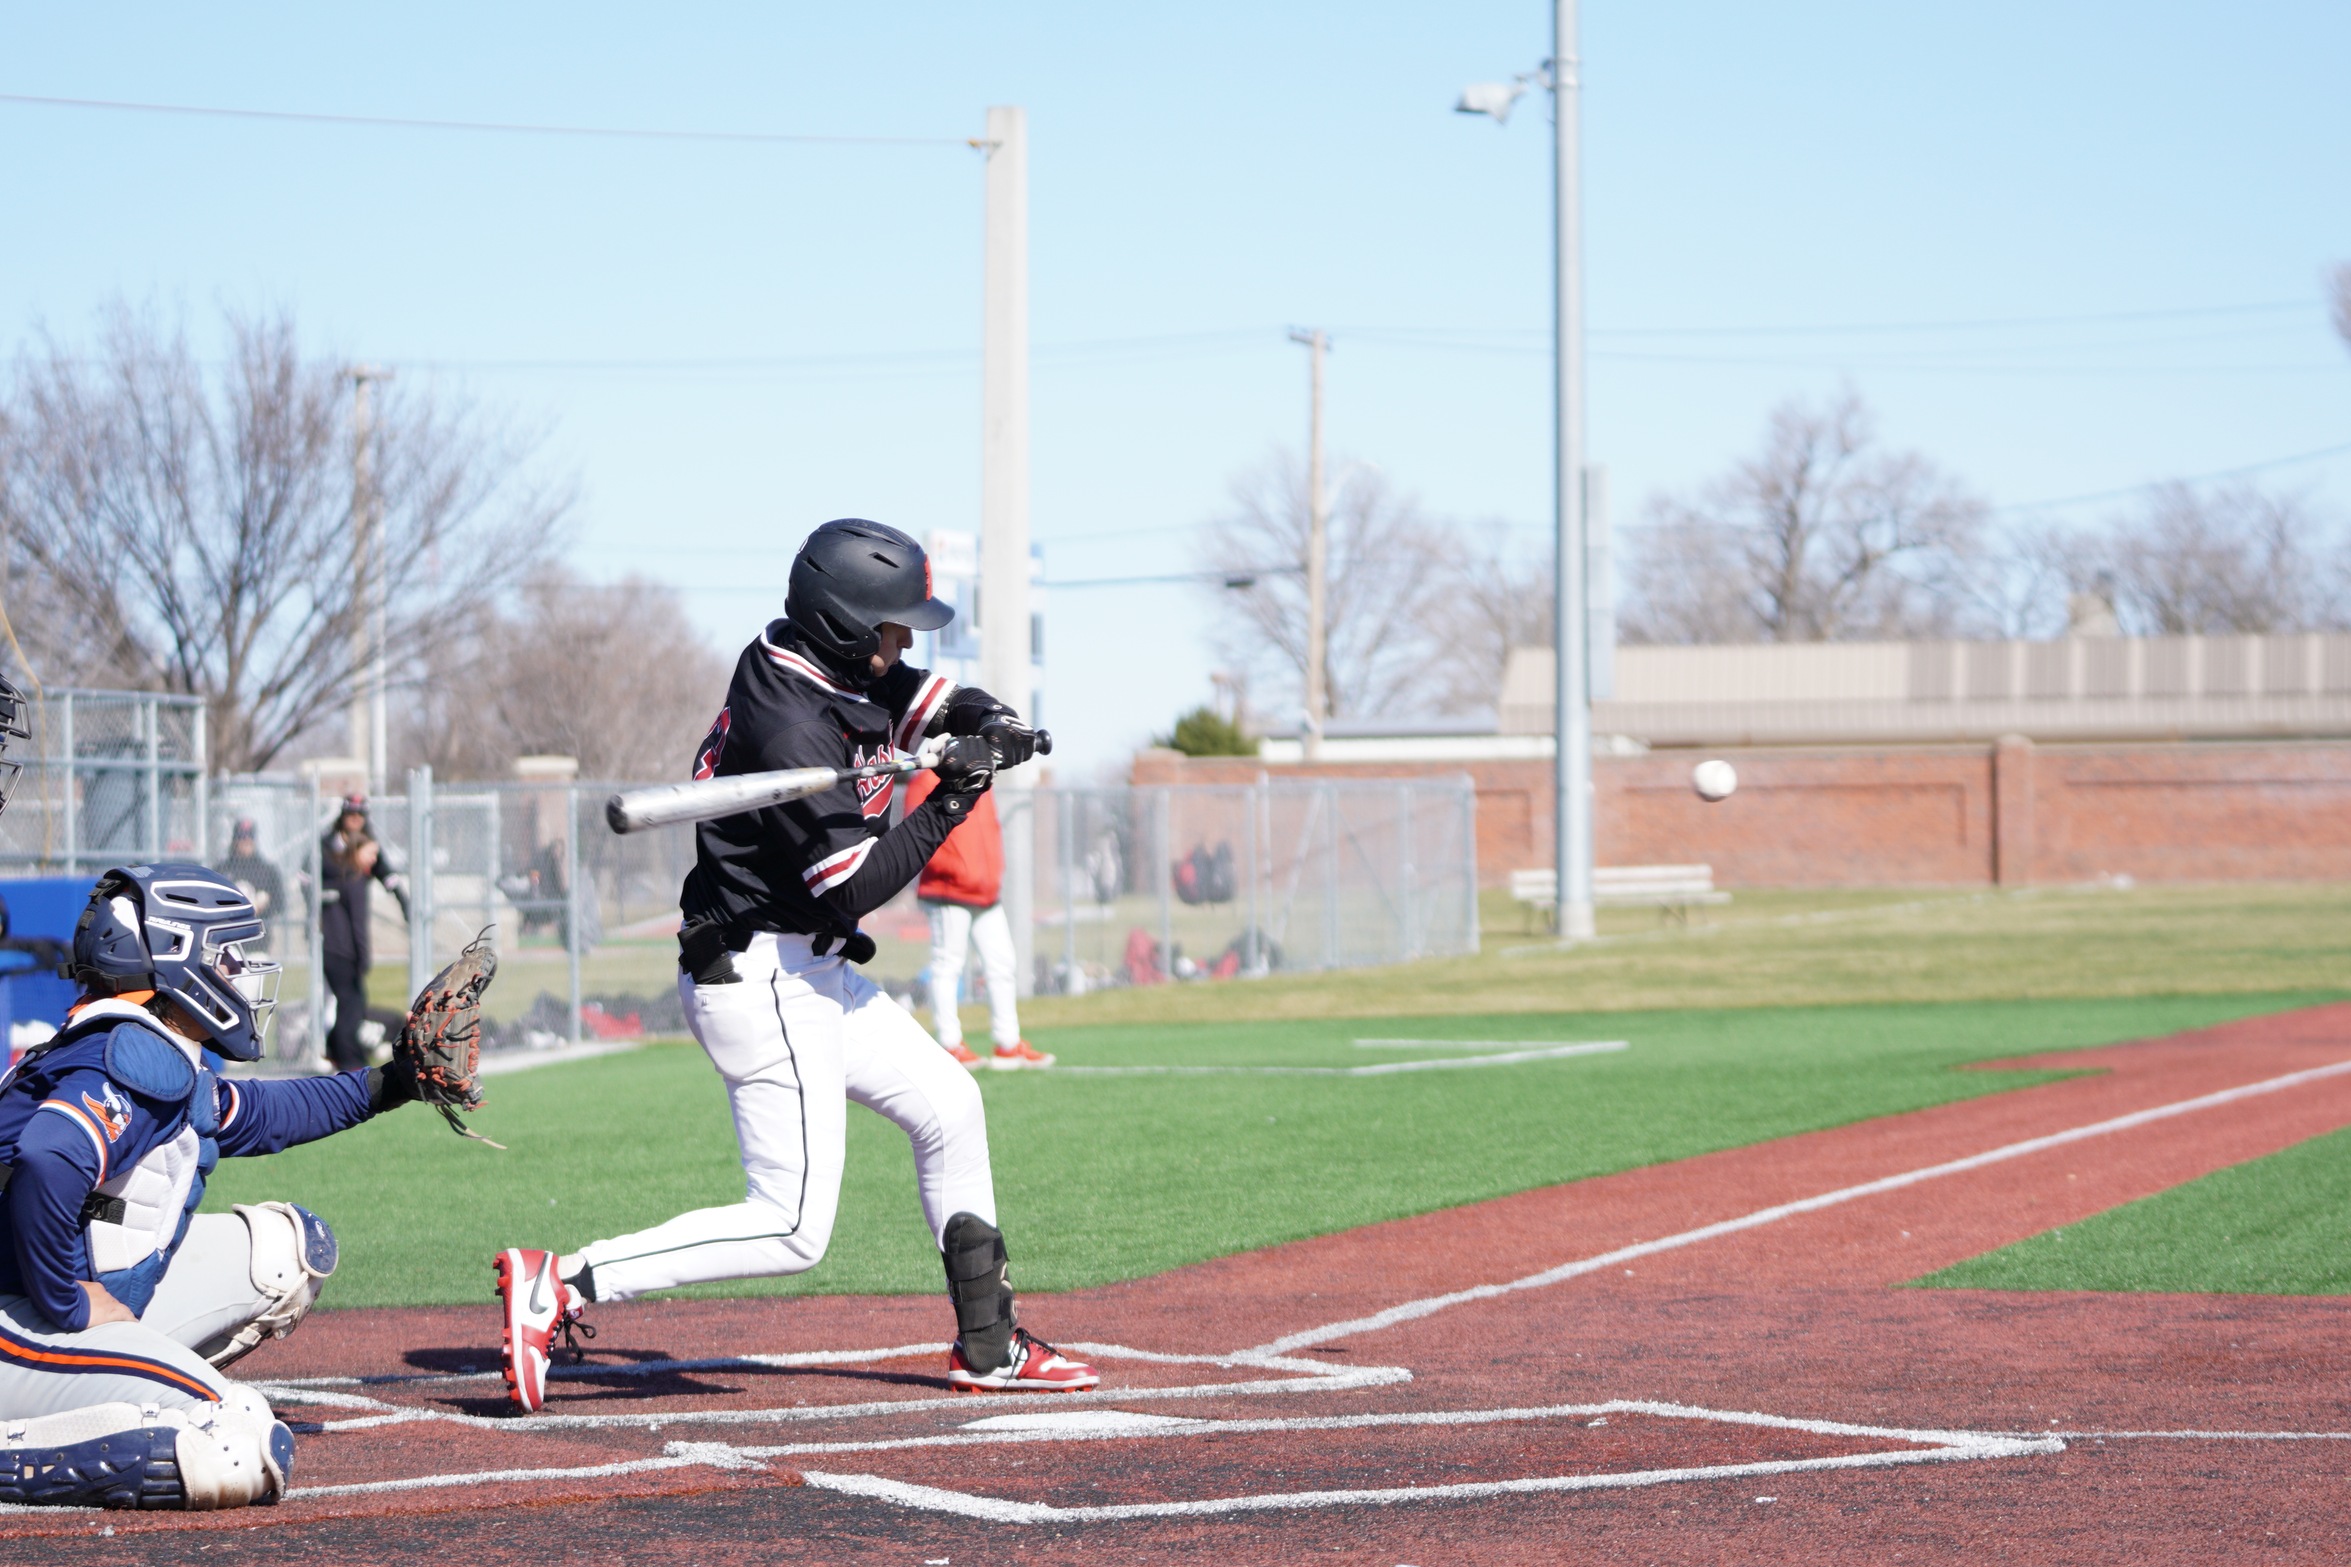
[1917,1123,2351,1295]
[201,991,2322,1309]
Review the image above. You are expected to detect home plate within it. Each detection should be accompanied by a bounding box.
[961,1410,1213,1436]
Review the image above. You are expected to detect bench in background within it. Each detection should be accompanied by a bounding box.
[1507,864,1732,931]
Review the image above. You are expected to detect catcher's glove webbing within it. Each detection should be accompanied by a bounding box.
[395,929,502,1148]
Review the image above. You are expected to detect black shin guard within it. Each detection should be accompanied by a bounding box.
[941,1211,1017,1374]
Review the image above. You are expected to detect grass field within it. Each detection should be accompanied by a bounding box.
[1918,1123,2351,1295]
[225,881,2351,1310]
[206,990,2319,1309]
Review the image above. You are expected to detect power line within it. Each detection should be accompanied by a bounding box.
[1992,437,2351,516]
[1346,299,2317,343]
[0,91,964,148]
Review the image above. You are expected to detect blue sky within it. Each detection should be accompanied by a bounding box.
[4,3,2347,774]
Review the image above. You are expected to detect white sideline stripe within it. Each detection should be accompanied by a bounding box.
[1055,1042,1627,1077]
[478,1041,646,1077]
[2052,1429,2351,1441]
[1251,1054,2351,1356]
[1353,1038,1617,1050]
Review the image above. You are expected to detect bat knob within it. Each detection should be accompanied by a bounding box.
[1033,728,1054,757]
[604,794,634,835]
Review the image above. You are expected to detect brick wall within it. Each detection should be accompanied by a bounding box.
[1130,739,2351,887]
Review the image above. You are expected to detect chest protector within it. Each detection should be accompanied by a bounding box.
[10,1001,217,1315]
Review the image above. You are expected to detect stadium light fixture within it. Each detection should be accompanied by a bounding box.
[1454,81,1529,124]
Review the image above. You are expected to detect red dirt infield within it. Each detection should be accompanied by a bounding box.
[11,1002,2351,1563]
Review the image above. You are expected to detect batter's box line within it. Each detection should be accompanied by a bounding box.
[255,1344,1411,1435]
[282,1399,2063,1514]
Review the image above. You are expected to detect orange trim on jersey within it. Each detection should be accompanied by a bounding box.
[0,1328,220,1402]
[38,1099,111,1182]
[67,990,156,1017]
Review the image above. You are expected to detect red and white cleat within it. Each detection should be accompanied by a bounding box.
[946,1040,985,1069]
[946,1328,1099,1393]
[494,1248,590,1413]
[990,1039,1055,1070]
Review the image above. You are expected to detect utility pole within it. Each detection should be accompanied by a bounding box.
[1550,0,1595,942]
[979,104,1035,994]
[346,367,389,793]
[1288,327,1329,761]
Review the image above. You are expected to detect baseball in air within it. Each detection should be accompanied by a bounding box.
[1691,759,1738,802]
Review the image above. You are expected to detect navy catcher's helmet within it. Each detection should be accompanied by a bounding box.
[72,864,281,1061]
[0,674,26,816]
[784,519,954,674]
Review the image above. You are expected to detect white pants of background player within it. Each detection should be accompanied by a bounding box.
[569,932,998,1299]
[924,899,1021,1053]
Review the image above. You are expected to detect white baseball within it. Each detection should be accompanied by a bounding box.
[1691,759,1738,802]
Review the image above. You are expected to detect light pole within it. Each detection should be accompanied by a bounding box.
[1458,0,1595,942]
[1286,327,1330,762]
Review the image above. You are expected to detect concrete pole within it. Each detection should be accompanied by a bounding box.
[1288,328,1330,760]
[980,105,1036,997]
[1552,0,1596,941]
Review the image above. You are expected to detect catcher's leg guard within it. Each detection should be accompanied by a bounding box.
[0,1390,291,1511]
[196,1203,339,1369]
[941,1211,1016,1374]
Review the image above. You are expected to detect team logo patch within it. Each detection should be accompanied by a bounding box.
[83,1085,130,1142]
[693,706,732,781]
[850,745,896,819]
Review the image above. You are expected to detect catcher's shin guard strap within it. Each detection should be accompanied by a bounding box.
[941,1211,1016,1373]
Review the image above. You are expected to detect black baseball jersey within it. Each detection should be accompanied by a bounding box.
[677,620,961,938]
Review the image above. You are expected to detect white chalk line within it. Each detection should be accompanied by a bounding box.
[256,1346,1409,1436]
[266,1054,2351,1514]
[1053,1041,1626,1077]
[261,1342,952,1391]
[1352,1038,1619,1051]
[282,1399,2061,1510]
[2051,1428,2351,1441]
[1251,1053,2351,1356]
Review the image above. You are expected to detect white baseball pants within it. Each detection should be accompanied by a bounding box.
[574,932,999,1301]
[925,900,1021,1051]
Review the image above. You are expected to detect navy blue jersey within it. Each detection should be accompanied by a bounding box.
[0,1003,377,1331]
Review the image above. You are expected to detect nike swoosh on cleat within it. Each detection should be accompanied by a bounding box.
[527,1258,549,1317]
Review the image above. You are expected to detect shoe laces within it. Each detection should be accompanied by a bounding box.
[556,1302,597,1364]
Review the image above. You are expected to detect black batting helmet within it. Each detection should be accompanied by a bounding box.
[784,519,954,668]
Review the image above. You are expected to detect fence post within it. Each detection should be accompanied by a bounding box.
[192,701,209,863]
[1460,779,1480,955]
[565,784,582,1045]
[1157,787,1173,981]
[1056,789,1076,993]
[1322,782,1339,969]
[1398,784,1416,960]
[304,772,325,1067]
[406,766,435,1002]
[144,695,161,861]
[60,693,76,875]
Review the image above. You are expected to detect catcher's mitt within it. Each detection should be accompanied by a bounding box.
[395,929,502,1148]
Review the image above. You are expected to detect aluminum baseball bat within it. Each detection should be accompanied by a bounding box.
[603,727,1051,835]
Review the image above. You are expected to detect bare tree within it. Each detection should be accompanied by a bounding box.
[1199,452,1456,722]
[0,303,568,771]
[1623,392,1987,643]
[1424,536,1552,715]
[400,569,730,781]
[2051,481,2347,635]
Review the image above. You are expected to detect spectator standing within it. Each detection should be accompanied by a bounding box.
[216,817,286,951]
[903,771,1052,1069]
[316,795,410,1071]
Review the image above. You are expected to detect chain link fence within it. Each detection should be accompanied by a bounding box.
[7,733,1477,1064]
[1033,776,1479,994]
[0,690,209,875]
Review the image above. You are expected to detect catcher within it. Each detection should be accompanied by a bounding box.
[0,863,496,1510]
